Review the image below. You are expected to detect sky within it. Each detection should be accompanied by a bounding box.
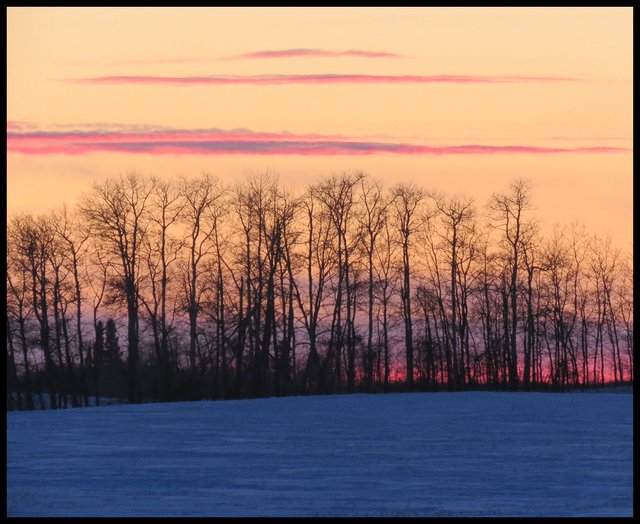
[6,7,633,250]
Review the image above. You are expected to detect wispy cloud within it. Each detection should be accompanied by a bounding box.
[68,73,580,86]
[549,135,631,142]
[225,49,405,60]
[7,124,629,157]
[6,120,39,131]
[109,49,405,65]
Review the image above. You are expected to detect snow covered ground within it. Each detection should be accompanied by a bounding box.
[6,391,633,517]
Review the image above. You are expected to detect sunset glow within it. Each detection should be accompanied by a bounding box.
[7,7,632,249]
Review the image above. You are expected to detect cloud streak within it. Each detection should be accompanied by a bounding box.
[68,73,580,86]
[7,124,629,157]
[225,49,405,60]
[549,135,631,142]
[109,49,405,65]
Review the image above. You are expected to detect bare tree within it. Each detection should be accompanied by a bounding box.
[292,186,337,393]
[589,235,624,384]
[391,183,426,388]
[520,224,542,389]
[84,248,111,405]
[489,179,533,389]
[374,215,400,391]
[139,179,184,400]
[179,173,226,398]
[616,251,633,382]
[80,173,156,403]
[356,176,389,391]
[10,215,59,408]
[51,205,91,405]
[432,192,476,388]
[6,223,36,410]
[315,172,365,391]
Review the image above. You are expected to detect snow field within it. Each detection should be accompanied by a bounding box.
[6,391,633,517]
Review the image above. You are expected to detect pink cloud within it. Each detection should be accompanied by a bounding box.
[110,49,405,65]
[6,121,38,131]
[7,124,629,157]
[549,135,631,141]
[225,49,405,60]
[68,73,579,86]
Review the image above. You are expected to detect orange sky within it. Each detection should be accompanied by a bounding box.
[6,7,633,250]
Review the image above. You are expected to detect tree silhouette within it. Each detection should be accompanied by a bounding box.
[5,171,633,409]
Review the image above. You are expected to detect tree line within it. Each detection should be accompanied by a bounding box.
[6,171,633,409]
